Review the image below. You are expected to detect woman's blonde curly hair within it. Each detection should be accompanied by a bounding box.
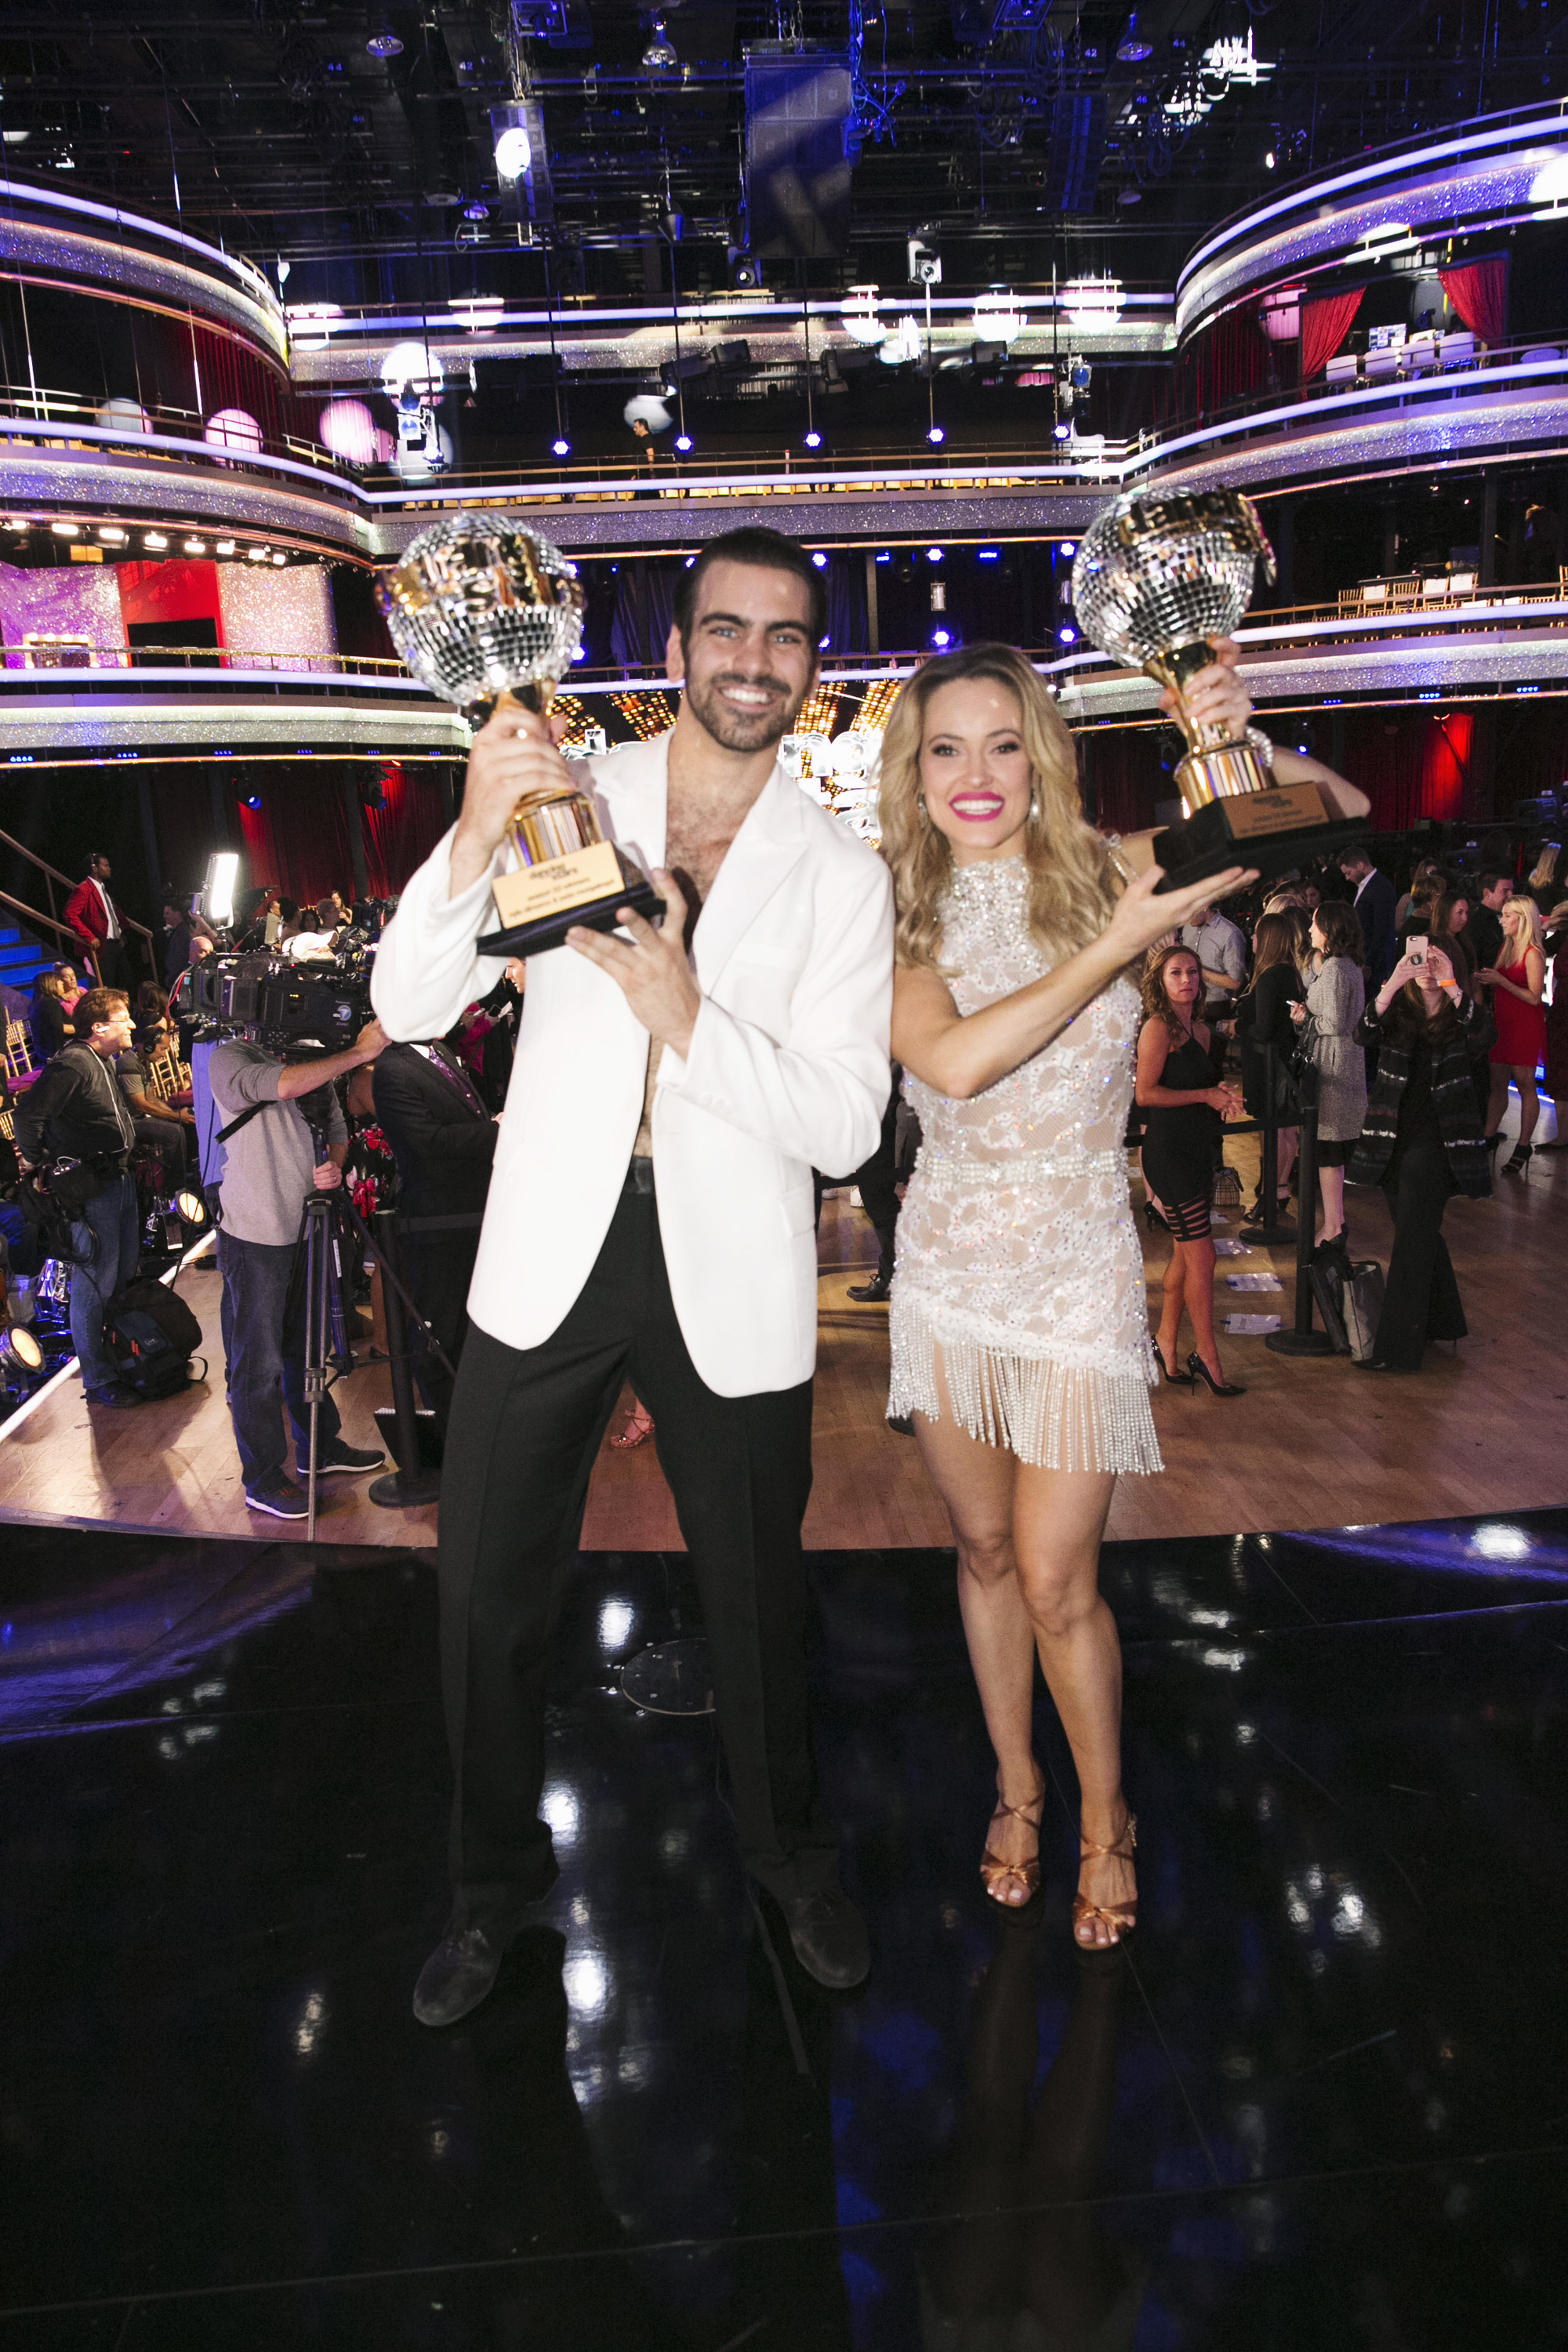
[877,644,1116,971]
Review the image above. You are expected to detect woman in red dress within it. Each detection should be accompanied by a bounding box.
[1479,896,1548,1177]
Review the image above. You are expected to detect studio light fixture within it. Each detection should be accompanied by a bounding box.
[674,432,693,452]
[840,285,884,346]
[811,552,829,569]
[1062,274,1124,328]
[50,521,78,538]
[143,530,168,550]
[971,289,1026,346]
[1058,624,1078,644]
[366,27,404,58]
[927,546,943,563]
[804,430,822,449]
[96,524,126,545]
[3,518,28,533]
[247,545,268,561]
[200,851,240,926]
[183,537,207,555]
[931,627,952,648]
[927,424,946,445]
[642,18,678,68]
[552,436,571,457]
[271,551,287,565]
[1116,12,1153,60]
[172,1189,207,1228]
[215,538,235,555]
[1059,541,1076,558]
[0,1324,43,1377]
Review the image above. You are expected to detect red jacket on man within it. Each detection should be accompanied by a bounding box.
[64,876,122,959]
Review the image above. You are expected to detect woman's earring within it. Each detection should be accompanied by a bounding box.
[1029,786,1041,821]
[916,791,929,820]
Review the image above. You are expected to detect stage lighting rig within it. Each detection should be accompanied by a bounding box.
[906,237,942,286]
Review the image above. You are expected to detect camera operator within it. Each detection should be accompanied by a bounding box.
[209,1018,389,1519]
[13,987,142,1408]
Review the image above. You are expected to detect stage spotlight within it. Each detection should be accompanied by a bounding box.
[247,545,268,561]
[927,424,946,445]
[0,1323,43,1377]
[199,850,240,925]
[1058,624,1078,644]
[173,1189,208,1229]
[1116,12,1154,60]
[242,790,263,810]
[1053,423,1071,441]
[674,432,693,452]
[183,537,207,555]
[927,546,943,563]
[552,436,570,457]
[1059,541,1076,558]
[642,17,677,68]
[143,530,168,550]
[931,627,952,648]
[803,430,822,449]
[494,122,532,180]
[366,27,404,58]
[811,552,829,568]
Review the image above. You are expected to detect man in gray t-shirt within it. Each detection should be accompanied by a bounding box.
[209,1023,387,1518]
[1178,906,1248,1016]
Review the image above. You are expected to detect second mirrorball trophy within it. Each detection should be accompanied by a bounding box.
[1071,488,1366,890]
[378,514,662,955]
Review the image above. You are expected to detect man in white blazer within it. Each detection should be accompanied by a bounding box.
[372,527,895,2025]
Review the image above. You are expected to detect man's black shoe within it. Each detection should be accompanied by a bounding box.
[413,1922,512,2027]
[780,1886,870,1990]
[85,1381,141,1410]
[300,1439,386,1476]
[245,1474,309,1520]
[847,1271,892,1303]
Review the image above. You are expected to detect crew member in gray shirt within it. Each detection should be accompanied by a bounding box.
[209,1022,387,1519]
[1178,905,1248,1017]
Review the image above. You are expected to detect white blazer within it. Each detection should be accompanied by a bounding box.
[371,731,895,1396]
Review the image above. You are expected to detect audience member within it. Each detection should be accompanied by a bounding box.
[1394,859,1445,929]
[1541,894,1568,1149]
[29,964,78,1061]
[1289,899,1367,1262]
[1526,842,1563,916]
[1136,946,1244,1393]
[1338,847,1399,989]
[844,1073,907,1305]
[116,1022,195,1187]
[1468,869,1512,970]
[13,987,141,1407]
[63,851,132,991]
[1349,942,1494,1372]
[1177,899,1247,1019]
[1236,909,1306,1228]
[208,1019,387,1517]
[1478,895,1548,1174]
[476,958,525,1110]
[372,1029,498,1438]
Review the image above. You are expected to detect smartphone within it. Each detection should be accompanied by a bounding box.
[1406,934,1428,967]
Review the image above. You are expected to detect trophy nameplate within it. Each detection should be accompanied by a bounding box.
[378,517,663,956]
[1073,489,1367,891]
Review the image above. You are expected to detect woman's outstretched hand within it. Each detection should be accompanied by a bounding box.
[1104,859,1256,968]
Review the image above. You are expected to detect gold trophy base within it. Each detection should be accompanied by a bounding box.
[1152,741,1366,894]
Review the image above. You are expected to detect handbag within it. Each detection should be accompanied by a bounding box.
[1338,1260,1387,1364]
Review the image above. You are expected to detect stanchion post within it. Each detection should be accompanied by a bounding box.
[368,1207,441,1508]
[1266,1072,1334,1358]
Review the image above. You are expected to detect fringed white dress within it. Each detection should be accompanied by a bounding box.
[887,855,1162,1475]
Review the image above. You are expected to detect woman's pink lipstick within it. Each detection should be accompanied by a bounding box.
[949,793,1007,821]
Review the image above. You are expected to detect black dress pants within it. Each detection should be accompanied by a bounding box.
[436,1171,837,1936]
[408,1236,477,1435]
[1374,1135,1466,1370]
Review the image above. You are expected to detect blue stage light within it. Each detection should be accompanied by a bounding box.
[804,430,822,448]
[674,433,693,452]
[552,436,570,457]
[931,626,952,647]
[1058,625,1077,644]
[927,424,945,445]
[811,551,829,568]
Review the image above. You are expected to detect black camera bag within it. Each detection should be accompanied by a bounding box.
[106,1278,205,1399]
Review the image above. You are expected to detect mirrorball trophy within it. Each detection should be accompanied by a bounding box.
[378,514,662,955]
[1071,488,1365,891]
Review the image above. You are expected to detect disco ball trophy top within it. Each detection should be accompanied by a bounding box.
[1071,488,1364,891]
[378,515,661,956]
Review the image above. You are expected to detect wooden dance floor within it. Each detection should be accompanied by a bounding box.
[1,1141,1562,1548]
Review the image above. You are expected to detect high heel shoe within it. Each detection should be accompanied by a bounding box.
[1142,1200,1168,1232]
[1156,1346,1194,1385]
[1073,1812,1138,1947]
[980,1772,1047,1910]
[1188,1352,1247,1397]
[1504,1142,1533,1178]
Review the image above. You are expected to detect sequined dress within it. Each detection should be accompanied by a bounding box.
[888,856,1161,1475]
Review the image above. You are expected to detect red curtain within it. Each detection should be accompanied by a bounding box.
[1439,257,1508,345]
[237,766,357,909]
[1080,730,1165,837]
[361,763,449,898]
[1342,713,1472,830]
[1301,289,1365,380]
[1174,310,1273,419]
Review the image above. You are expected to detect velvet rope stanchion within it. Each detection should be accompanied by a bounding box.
[1265,1063,1334,1359]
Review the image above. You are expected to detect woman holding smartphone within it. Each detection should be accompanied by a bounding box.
[1348,938,1495,1371]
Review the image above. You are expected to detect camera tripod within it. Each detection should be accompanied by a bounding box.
[290,1095,455,1541]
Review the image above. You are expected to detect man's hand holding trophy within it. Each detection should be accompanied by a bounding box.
[378,514,664,954]
[1072,488,1368,890]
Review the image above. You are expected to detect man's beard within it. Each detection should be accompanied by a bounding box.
[683,668,804,753]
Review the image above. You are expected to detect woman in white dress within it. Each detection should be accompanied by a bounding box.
[881,644,1258,1947]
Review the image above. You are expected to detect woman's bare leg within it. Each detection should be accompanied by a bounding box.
[913,1374,1041,1897]
[1155,1245,1185,1375]
[1011,1464,1130,1947]
[1181,1237,1223,1385]
[1317,1162,1345,1242]
[1515,1067,1540,1146]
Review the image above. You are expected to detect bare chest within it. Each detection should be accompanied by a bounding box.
[662,816,742,920]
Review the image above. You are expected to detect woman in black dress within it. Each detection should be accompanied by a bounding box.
[1136,945,1244,1395]
[1236,908,1307,1228]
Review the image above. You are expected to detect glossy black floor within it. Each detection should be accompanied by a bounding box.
[2,1508,1566,2350]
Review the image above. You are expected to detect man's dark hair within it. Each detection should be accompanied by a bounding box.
[1477,866,1509,891]
[671,528,827,653]
[278,896,299,924]
[85,850,109,874]
[75,985,127,1033]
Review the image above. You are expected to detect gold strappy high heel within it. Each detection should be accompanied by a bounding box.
[980,1775,1046,1909]
[1073,1813,1138,1946]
